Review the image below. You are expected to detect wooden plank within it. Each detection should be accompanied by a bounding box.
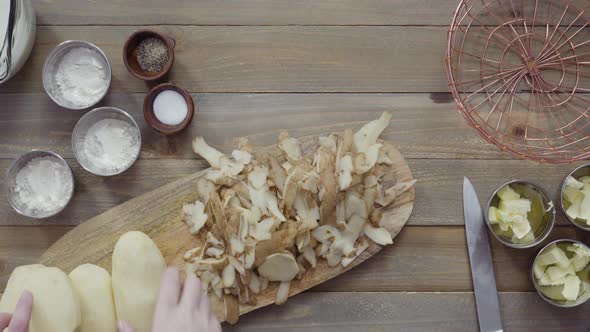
[0,26,448,93]
[33,0,457,26]
[0,289,585,331]
[1,289,586,331]
[0,157,586,226]
[224,292,590,332]
[0,93,508,160]
[2,225,587,293]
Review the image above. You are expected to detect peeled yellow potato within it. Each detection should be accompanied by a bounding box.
[0,264,81,332]
[112,231,166,332]
[69,264,117,332]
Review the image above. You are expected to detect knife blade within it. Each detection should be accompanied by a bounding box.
[463,177,503,332]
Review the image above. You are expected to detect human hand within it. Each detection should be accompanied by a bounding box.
[0,291,33,332]
[151,267,221,332]
[116,267,222,332]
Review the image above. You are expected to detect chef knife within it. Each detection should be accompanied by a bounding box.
[463,177,503,332]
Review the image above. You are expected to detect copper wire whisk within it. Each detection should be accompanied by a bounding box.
[446,0,590,163]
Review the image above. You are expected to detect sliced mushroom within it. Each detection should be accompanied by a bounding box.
[257,252,299,282]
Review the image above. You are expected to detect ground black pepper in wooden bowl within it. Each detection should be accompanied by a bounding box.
[135,38,169,73]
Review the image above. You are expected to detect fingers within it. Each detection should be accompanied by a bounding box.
[180,273,202,309]
[117,320,136,332]
[8,291,33,332]
[0,313,12,330]
[156,267,181,309]
[199,289,211,314]
[208,315,222,332]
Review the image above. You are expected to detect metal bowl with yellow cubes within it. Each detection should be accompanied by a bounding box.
[484,180,555,249]
[532,239,590,308]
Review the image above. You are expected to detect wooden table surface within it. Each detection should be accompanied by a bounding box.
[2,1,590,331]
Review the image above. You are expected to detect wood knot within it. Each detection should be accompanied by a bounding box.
[512,126,525,137]
[429,93,453,104]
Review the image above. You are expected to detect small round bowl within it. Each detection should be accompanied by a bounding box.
[560,163,590,232]
[123,29,175,81]
[72,107,142,176]
[531,239,590,308]
[143,83,194,135]
[5,150,74,218]
[484,180,555,249]
[42,40,112,110]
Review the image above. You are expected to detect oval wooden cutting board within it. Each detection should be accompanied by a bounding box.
[40,136,415,323]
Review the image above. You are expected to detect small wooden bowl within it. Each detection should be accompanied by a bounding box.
[144,83,195,135]
[123,29,175,81]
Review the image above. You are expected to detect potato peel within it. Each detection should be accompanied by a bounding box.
[184,112,413,323]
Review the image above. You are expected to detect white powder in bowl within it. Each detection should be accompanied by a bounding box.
[14,156,73,214]
[83,118,141,174]
[53,47,109,108]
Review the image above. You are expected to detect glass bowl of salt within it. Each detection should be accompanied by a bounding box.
[5,150,74,218]
[72,107,142,176]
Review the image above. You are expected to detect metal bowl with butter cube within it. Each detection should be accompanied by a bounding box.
[484,180,555,249]
[560,164,590,232]
[532,239,590,308]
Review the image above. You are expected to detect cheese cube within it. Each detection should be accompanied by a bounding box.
[511,220,532,240]
[499,199,531,215]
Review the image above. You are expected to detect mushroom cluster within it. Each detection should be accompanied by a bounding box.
[182,112,415,323]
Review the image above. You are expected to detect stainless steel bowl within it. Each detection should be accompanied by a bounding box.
[42,40,112,110]
[560,163,590,232]
[531,239,590,308]
[484,180,555,249]
[72,107,142,176]
[5,150,74,218]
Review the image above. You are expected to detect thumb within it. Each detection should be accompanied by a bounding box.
[117,320,136,332]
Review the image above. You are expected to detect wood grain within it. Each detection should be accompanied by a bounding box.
[0,289,587,331]
[0,93,515,160]
[0,26,448,93]
[31,0,590,26]
[3,226,588,294]
[223,292,590,332]
[1,157,585,226]
[38,137,414,321]
[33,0,456,26]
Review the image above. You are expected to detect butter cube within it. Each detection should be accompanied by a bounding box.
[562,275,581,301]
[536,245,570,268]
[497,185,520,201]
